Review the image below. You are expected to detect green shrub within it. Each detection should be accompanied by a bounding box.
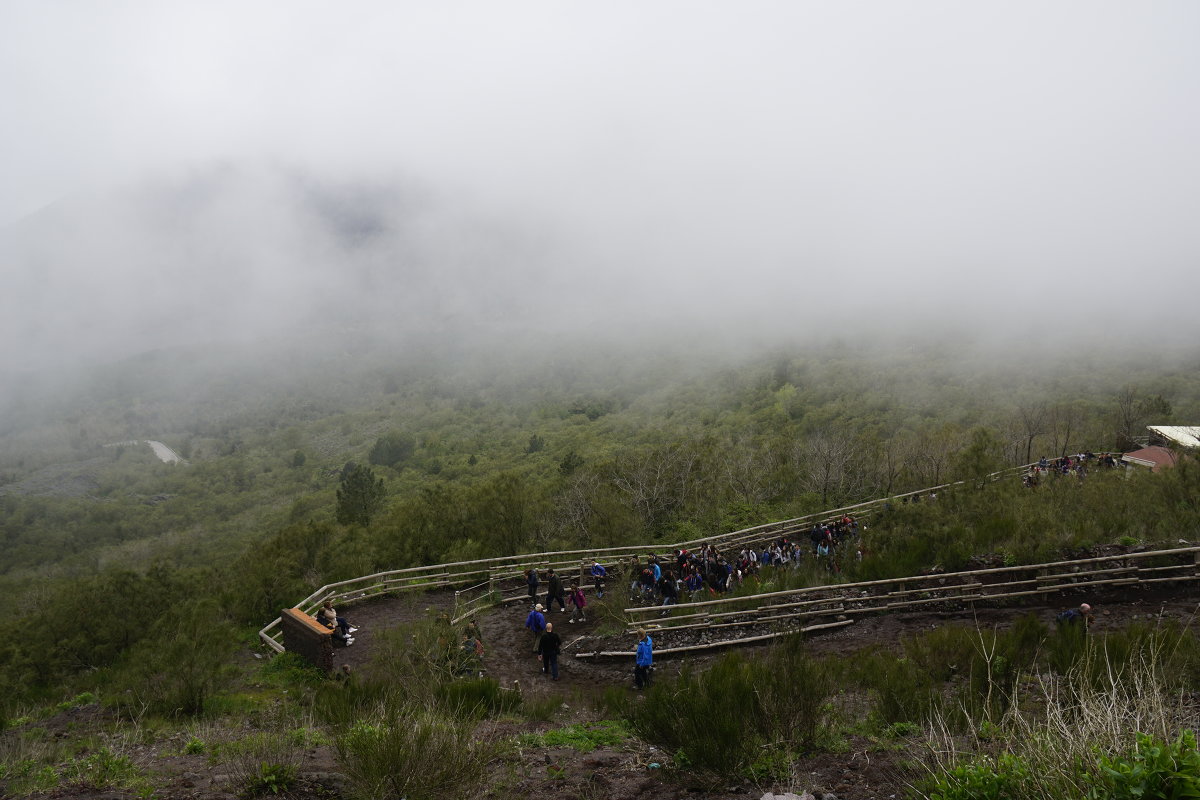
[628,639,834,781]
[758,634,836,751]
[885,721,921,739]
[223,732,302,798]
[112,598,237,716]
[335,710,498,800]
[631,655,760,779]
[854,652,941,726]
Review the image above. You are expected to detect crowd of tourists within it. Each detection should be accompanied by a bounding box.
[1024,452,1121,487]
[625,516,863,606]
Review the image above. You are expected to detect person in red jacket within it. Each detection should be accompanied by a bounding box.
[568,584,587,623]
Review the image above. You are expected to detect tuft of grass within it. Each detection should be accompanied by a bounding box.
[434,677,521,719]
[222,732,302,799]
[517,721,630,753]
[522,695,562,722]
[260,652,327,688]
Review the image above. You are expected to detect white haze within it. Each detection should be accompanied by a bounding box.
[1,2,1199,376]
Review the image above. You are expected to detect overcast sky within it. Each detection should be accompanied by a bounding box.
[2,2,1199,371]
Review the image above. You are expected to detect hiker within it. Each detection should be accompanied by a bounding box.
[525,603,546,652]
[590,560,607,598]
[637,567,657,600]
[658,572,678,611]
[526,567,539,600]
[545,569,567,613]
[1057,603,1095,628]
[459,631,485,675]
[634,629,653,689]
[319,600,356,646]
[537,621,562,680]
[568,583,587,623]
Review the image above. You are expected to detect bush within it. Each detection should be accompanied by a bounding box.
[335,710,498,800]
[853,652,941,726]
[628,638,834,781]
[631,655,760,779]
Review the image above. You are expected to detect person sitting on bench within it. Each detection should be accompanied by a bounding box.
[319,600,357,645]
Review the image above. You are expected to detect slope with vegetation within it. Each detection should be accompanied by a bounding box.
[0,339,1198,797]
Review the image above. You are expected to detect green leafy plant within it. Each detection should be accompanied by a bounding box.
[1090,731,1200,800]
[923,752,1030,800]
[243,762,297,796]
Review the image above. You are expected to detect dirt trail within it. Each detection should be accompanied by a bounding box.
[329,579,1200,699]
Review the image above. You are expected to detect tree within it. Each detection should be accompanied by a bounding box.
[954,427,1005,487]
[369,431,415,468]
[795,426,866,506]
[1114,388,1173,449]
[336,464,386,527]
[1048,401,1085,457]
[558,451,585,476]
[1014,400,1048,465]
[525,434,546,454]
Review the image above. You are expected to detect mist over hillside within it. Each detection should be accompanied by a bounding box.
[3,4,1200,389]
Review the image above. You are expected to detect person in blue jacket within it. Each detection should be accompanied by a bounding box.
[634,629,654,689]
[590,560,607,598]
[525,603,546,653]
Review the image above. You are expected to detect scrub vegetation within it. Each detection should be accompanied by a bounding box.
[0,340,1198,797]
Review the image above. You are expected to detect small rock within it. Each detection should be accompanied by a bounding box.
[309,772,349,793]
[824,793,839,800]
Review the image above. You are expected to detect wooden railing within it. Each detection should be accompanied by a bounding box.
[257,459,1078,652]
[569,546,1200,658]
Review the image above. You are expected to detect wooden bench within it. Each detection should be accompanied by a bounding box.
[280,607,334,672]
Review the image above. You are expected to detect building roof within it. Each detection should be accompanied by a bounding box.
[1123,446,1179,471]
[1148,425,1200,449]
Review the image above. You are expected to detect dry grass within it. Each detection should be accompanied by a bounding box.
[920,633,1200,799]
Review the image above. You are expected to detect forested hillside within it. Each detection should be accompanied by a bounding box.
[2,340,1197,591]
[0,336,1198,800]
